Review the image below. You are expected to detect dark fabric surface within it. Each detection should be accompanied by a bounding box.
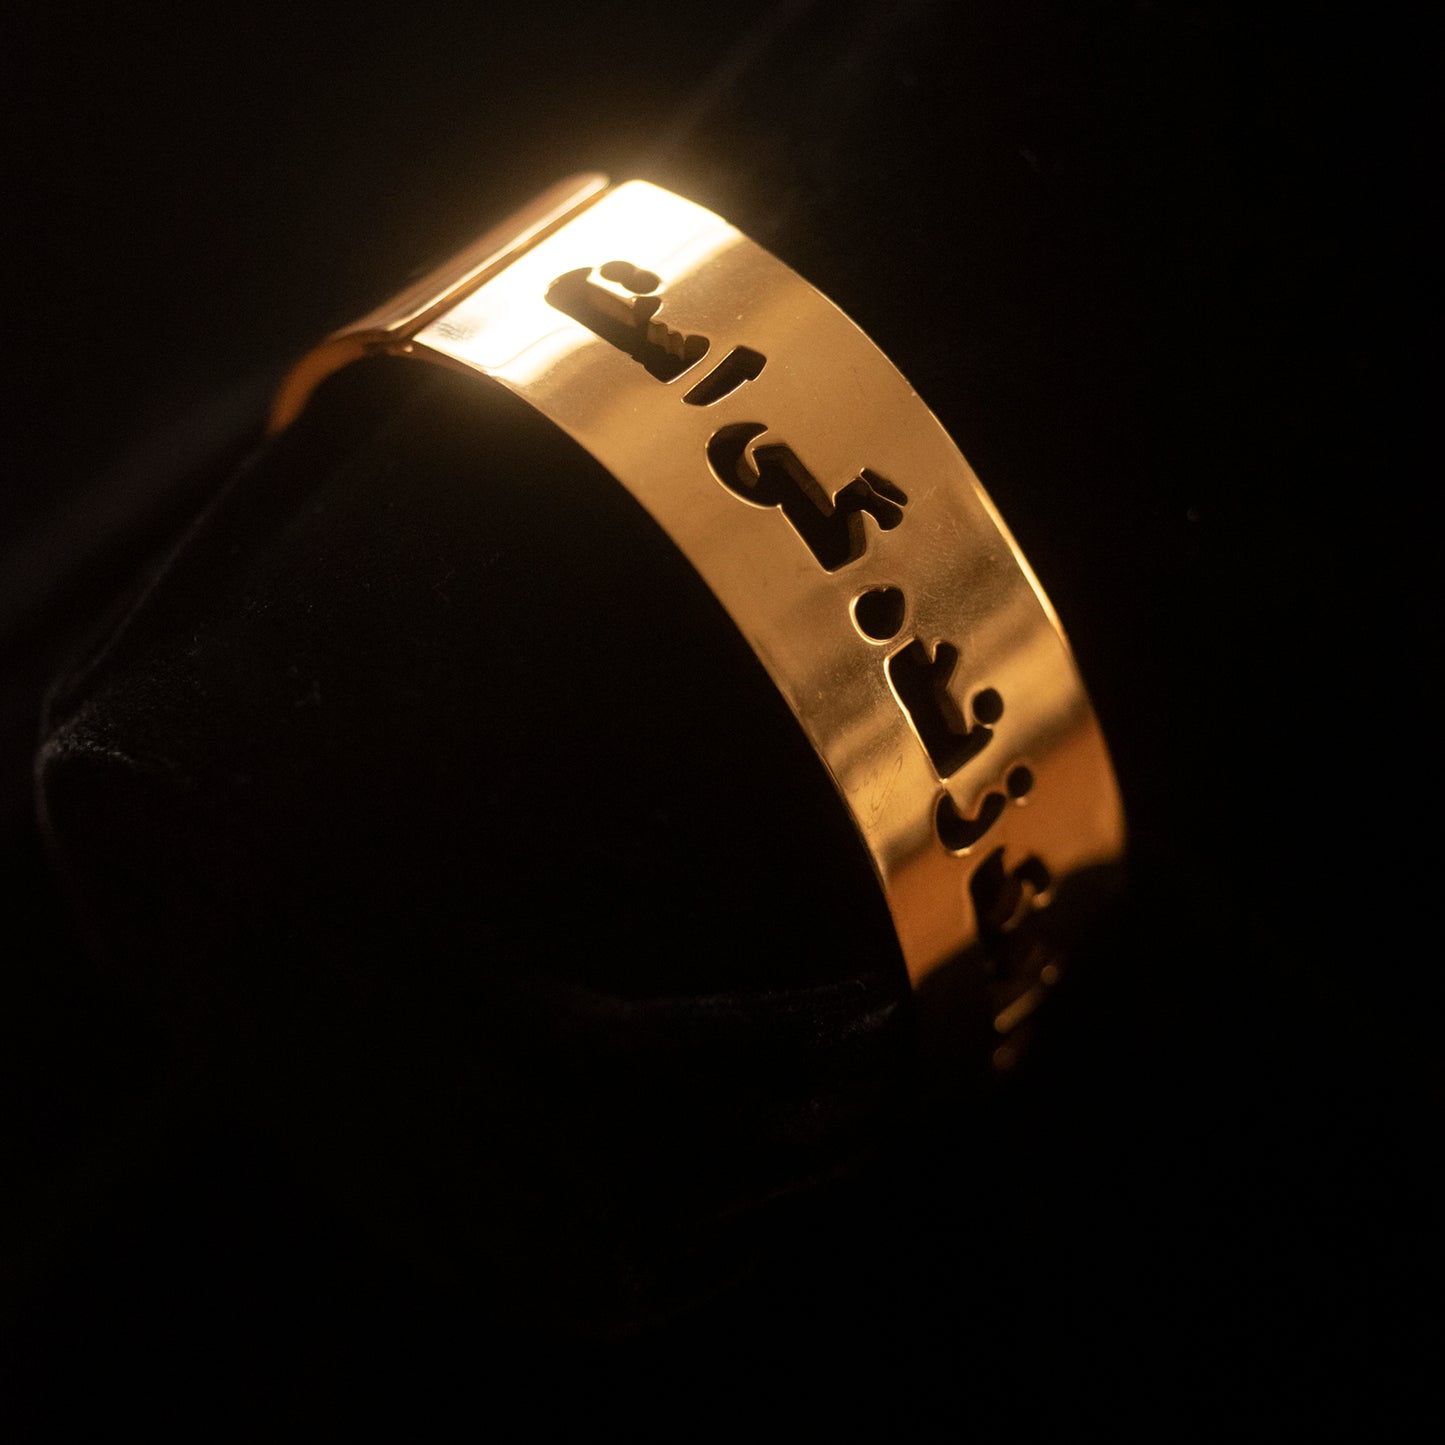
[4,0,1433,1434]
[37,352,913,1333]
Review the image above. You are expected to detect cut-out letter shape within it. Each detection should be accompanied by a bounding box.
[706,421,907,572]
[936,766,1033,852]
[546,260,709,382]
[970,846,1052,938]
[853,585,907,642]
[683,346,767,406]
[886,639,1002,778]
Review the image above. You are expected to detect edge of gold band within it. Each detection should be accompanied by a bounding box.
[272,176,1126,1029]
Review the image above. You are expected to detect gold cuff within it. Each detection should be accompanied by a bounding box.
[273,175,1125,1057]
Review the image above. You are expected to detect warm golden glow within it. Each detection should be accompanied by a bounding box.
[273,179,1126,998]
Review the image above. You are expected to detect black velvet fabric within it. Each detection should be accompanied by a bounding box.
[5,0,1431,1433]
[38,352,911,1329]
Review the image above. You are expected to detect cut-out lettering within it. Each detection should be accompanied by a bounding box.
[684,346,767,406]
[937,765,1033,852]
[886,639,1002,778]
[546,261,709,382]
[707,422,907,572]
[970,846,1052,938]
[853,585,907,642]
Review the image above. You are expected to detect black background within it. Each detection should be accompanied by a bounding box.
[3,1,1435,1435]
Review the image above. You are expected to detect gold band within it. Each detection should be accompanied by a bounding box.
[273,175,1125,1053]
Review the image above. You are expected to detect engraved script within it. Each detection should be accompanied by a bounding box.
[542,253,1056,955]
[936,765,1033,853]
[886,640,1001,779]
[970,846,1052,938]
[707,422,907,573]
[546,261,709,382]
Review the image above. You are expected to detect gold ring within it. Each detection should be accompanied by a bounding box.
[272,175,1126,1061]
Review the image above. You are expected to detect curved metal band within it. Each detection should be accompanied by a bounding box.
[273,175,1126,1029]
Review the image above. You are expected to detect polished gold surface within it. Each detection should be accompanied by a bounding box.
[275,178,1125,1034]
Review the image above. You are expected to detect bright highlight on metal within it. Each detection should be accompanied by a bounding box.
[274,175,1126,1029]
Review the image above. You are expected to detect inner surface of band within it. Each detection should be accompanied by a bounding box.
[285,179,1126,1011]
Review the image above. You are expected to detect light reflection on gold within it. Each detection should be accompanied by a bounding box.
[273,178,1126,996]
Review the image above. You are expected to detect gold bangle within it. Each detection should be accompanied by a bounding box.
[272,174,1126,1060]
